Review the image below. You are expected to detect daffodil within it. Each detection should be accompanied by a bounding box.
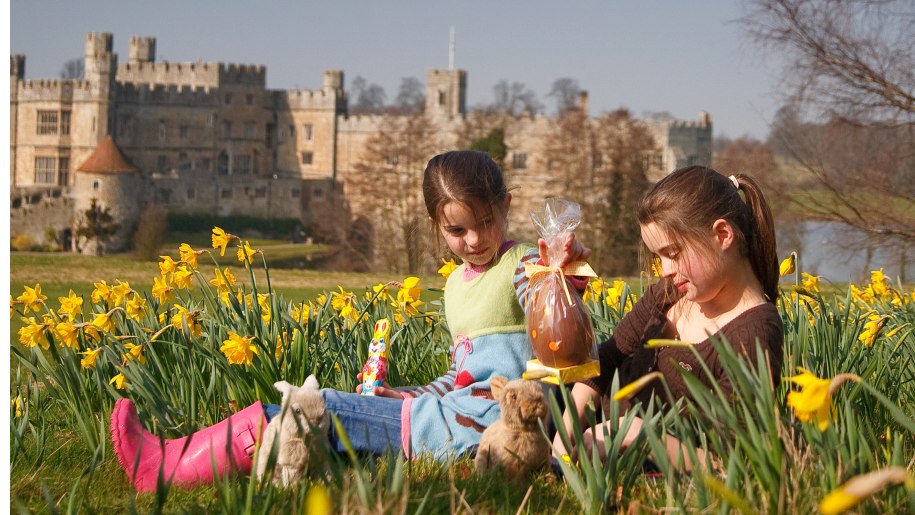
[437,258,458,280]
[237,240,257,264]
[18,317,50,349]
[109,280,132,307]
[858,314,887,348]
[819,467,912,515]
[152,275,175,304]
[209,267,236,294]
[366,283,390,304]
[651,257,662,278]
[290,303,310,323]
[256,293,272,324]
[786,368,831,430]
[125,295,147,321]
[605,280,632,312]
[211,227,232,256]
[171,304,203,338]
[122,343,146,364]
[173,265,194,290]
[80,347,103,369]
[330,287,358,321]
[55,321,80,349]
[614,371,664,401]
[17,283,47,313]
[12,395,23,417]
[869,268,890,298]
[801,273,820,293]
[396,277,424,318]
[221,332,258,365]
[179,243,201,269]
[305,483,333,515]
[158,255,179,277]
[92,312,115,333]
[582,278,605,303]
[109,373,127,390]
[779,252,796,276]
[91,280,113,305]
[57,290,83,320]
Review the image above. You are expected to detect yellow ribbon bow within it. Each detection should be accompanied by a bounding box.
[524,260,598,304]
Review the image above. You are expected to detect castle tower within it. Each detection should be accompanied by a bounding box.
[323,69,347,113]
[83,32,117,141]
[10,55,25,187]
[425,69,466,119]
[72,135,143,254]
[128,36,156,65]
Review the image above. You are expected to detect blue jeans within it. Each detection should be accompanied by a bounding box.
[265,389,403,456]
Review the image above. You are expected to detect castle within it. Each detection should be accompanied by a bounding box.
[10,32,711,263]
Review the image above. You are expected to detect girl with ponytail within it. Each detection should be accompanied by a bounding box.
[554,166,783,471]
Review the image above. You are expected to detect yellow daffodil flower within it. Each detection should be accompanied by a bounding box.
[109,280,132,307]
[779,252,796,276]
[173,265,194,290]
[12,395,23,417]
[437,258,458,280]
[396,277,424,318]
[152,275,175,304]
[256,293,272,324]
[209,267,236,294]
[801,273,820,293]
[109,373,127,390]
[366,283,390,304]
[55,321,80,349]
[237,240,257,264]
[17,283,47,313]
[125,295,147,321]
[858,314,887,348]
[57,290,83,320]
[211,226,232,256]
[91,280,113,305]
[179,243,201,269]
[80,347,103,369]
[221,332,258,365]
[820,467,912,515]
[305,483,333,515]
[18,317,50,349]
[92,312,115,333]
[158,255,179,277]
[786,368,832,431]
[171,305,203,338]
[614,372,664,401]
[123,343,146,364]
[582,278,605,303]
[290,303,310,323]
[869,269,890,298]
[651,257,662,278]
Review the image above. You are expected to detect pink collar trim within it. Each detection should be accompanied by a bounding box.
[461,240,517,281]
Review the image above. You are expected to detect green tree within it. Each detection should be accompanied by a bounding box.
[75,198,120,256]
[468,128,508,166]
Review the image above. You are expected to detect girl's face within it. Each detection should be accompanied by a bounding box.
[640,222,726,303]
[438,197,510,267]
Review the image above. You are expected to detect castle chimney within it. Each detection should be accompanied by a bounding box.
[579,91,589,117]
[10,54,25,79]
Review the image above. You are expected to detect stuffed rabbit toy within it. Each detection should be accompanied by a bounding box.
[255,375,330,486]
[475,376,550,481]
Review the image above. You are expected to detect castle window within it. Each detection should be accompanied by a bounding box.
[37,111,58,135]
[92,180,101,192]
[255,187,266,198]
[512,152,527,170]
[386,154,398,167]
[592,152,603,170]
[438,90,446,106]
[224,93,232,105]
[313,187,324,199]
[158,155,168,171]
[207,113,216,127]
[179,125,189,139]
[223,121,232,139]
[300,152,313,165]
[244,121,255,139]
[60,111,71,135]
[34,157,56,184]
[217,152,228,175]
[178,152,189,170]
[221,188,232,199]
[233,155,252,174]
[289,125,296,139]
[186,188,196,199]
[302,124,313,141]
[58,157,70,186]
[158,121,166,140]
[246,94,254,105]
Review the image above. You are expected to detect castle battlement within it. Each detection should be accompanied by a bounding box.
[116,81,217,103]
[218,63,266,86]
[16,79,93,101]
[275,88,339,110]
[116,60,266,89]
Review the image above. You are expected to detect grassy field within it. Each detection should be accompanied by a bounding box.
[9,245,915,513]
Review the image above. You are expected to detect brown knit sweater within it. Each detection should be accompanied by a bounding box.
[583,278,784,405]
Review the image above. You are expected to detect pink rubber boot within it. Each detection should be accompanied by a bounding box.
[111,398,266,492]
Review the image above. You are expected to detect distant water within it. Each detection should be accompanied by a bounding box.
[778,221,913,284]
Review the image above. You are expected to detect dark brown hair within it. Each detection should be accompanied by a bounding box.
[637,166,779,303]
[422,150,509,226]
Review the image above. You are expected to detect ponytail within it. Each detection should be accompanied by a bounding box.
[731,174,779,303]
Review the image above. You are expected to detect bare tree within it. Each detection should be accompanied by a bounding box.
[60,58,84,80]
[490,80,542,117]
[548,78,582,116]
[741,0,915,268]
[349,76,388,115]
[347,113,439,273]
[393,77,425,114]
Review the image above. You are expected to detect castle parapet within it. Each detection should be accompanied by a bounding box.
[17,79,93,101]
[116,82,218,104]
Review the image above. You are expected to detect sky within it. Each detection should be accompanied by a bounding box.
[10,0,784,140]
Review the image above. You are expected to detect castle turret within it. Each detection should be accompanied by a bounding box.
[128,36,156,65]
[83,32,116,141]
[11,54,25,80]
[425,69,466,119]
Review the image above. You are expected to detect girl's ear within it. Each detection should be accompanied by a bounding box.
[502,193,512,211]
[712,219,735,251]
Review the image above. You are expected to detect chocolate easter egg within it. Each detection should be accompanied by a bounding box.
[526,275,595,368]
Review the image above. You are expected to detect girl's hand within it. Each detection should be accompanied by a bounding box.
[355,373,405,399]
[538,233,592,269]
